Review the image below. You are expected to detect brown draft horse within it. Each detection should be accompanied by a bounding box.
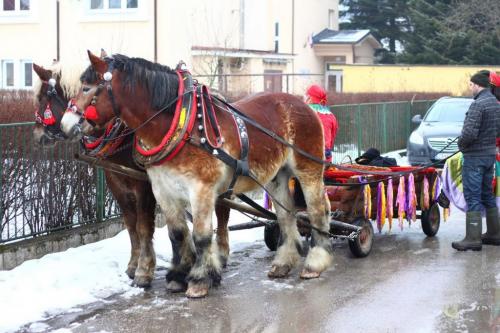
[61,52,333,298]
[32,61,231,288]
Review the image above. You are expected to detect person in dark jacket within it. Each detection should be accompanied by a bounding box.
[452,70,500,251]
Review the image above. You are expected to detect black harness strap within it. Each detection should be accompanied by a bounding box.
[195,87,250,197]
[236,193,277,220]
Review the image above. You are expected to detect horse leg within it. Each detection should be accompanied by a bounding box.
[186,189,222,298]
[267,168,302,278]
[215,202,230,267]
[132,183,157,287]
[122,208,140,279]
[164,204,196,293]
[104,173,140,280]
[295,169,333,279]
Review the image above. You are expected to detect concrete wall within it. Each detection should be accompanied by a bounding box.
[0,219,124,270]
[336,65,500,95]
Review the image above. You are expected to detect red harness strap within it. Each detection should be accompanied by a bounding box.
[133,70,197,164]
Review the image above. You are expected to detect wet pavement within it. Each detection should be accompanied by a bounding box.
[21,210,500,333]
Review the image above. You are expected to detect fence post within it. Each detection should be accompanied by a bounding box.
[286,74,289,93]
[356,104,362,156]
[96,167,105,223]
[382,103,388,153]
[406,101,412,140]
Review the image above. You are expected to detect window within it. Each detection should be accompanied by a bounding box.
[81,0,145,22]
[274,22,279,53]
[1,60,33,89]
[0,0,35,23]
[1,0,29,11]
[21,60,32,87]
[89,0,138,11]
[2,60,14,88]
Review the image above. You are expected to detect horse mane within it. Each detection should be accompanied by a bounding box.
[81,54,179,111]
[33,61,85,104]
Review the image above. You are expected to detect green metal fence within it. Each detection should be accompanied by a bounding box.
[0,122,120,244]
[331,100,435,162]
[0,100,435,244]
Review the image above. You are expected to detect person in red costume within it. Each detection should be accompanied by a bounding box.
[304,85,338,162]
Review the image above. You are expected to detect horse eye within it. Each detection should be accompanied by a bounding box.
[82,87,91,95]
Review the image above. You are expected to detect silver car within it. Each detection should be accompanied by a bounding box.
[407,97,473,166]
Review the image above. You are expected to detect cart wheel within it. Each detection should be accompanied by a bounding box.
[421,203,440,237]
[348,218,374,258]
[264,222,281,251]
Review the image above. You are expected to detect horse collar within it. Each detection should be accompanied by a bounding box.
[133,69,198,167]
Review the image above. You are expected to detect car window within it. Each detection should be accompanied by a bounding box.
[424,99,473,122]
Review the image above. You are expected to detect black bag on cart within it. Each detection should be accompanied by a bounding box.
[355,148,397,167]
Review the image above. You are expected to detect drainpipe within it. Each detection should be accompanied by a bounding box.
[154,0,158,62]
[240,0,245,49]
[56,0,60,61]
[291,0,295,73]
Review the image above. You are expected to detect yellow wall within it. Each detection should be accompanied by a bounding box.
[335,65,500,95]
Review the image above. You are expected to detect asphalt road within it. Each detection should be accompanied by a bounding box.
[22,210,500,333]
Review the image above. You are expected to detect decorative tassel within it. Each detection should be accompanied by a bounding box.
[376,182,386,233]
[387,178,394,232]
[407,173,417,223]
[396,176,406,230]
[434,176,441,202]
[432,176,441,202]
[420,176,430,211]
[364,184,372,220]
[42,105,56,125]
[84,105,99,120]
[443,207,450,222]
[263,192,272,211]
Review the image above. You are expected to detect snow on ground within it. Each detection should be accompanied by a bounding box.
[0,149,411,332]
[0,208,263,333]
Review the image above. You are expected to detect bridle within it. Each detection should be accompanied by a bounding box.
[35,77,68,140]
[65,57,121,135]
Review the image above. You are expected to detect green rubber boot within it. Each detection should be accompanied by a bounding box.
[452,211,482,251]
[481,207,500,245]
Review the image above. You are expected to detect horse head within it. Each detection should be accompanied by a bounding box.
[60,50,122,141]
[32,62,71,146]
[61,51,179,147]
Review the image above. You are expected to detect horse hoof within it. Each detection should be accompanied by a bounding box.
[219,254,229,268]
[133,275,152,288]
[300,268,321,279]
[166,280,187,293]
[186,282,209,298]
[268,264,291,278]
[125,267,136,280]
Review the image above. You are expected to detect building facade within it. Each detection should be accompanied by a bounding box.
[0,0,380,95]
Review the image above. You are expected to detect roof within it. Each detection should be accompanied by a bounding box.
[313,29,379,45]
[191,46,294,60]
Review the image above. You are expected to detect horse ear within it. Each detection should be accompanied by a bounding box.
[100,48,108,59]
[88,50,107,74]
[33,63,52,81]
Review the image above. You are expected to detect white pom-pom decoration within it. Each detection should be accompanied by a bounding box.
[48,78,56,87]
[103,72,113,81]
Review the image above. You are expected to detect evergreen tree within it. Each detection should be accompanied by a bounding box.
[399,0,500,64]
[340,0,411,55]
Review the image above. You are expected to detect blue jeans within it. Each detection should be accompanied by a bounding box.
[462,155,497,212]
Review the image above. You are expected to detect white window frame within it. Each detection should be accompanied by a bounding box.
[0,0,38,24]
[80,0,148,22]
[1,60,15,89]
[20,59,33,88]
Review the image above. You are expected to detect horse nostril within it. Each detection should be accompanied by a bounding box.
[70,125,82,138]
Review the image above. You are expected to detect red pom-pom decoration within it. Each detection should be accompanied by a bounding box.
[84,105,99,120]
[42,106,56,125]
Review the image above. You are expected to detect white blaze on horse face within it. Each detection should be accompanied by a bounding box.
[60,111,82,138]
